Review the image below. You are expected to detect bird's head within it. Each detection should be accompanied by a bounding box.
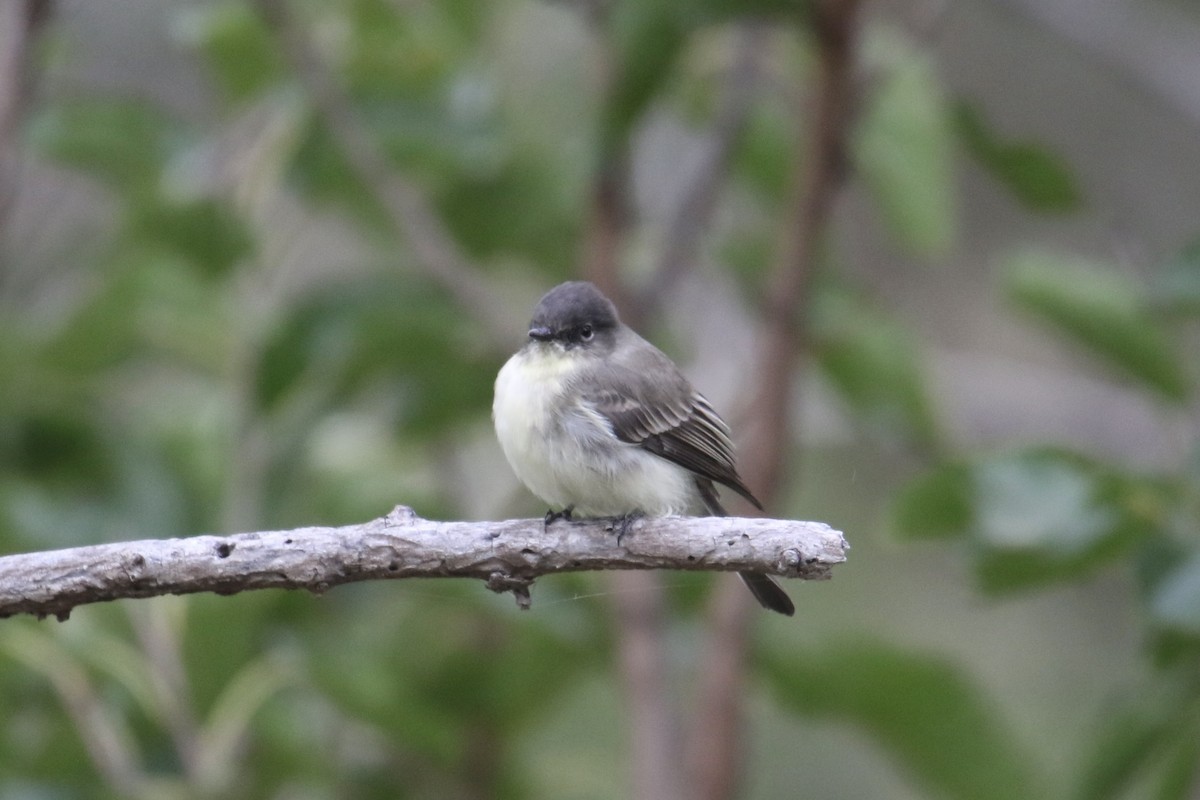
[526,281,620,353]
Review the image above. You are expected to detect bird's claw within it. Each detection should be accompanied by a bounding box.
[607,511,643,545]
[544,506,574,529]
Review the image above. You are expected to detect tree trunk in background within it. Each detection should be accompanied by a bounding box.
[689,3,863,798]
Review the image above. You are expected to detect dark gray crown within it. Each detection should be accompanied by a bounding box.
[529,281,619,336]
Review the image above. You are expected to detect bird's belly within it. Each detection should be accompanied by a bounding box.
[559,446,699,517]
[494,354,698,516]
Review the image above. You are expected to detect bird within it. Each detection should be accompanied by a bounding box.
[492,281,794,615]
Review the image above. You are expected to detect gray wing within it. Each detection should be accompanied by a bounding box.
[578,345,762,510]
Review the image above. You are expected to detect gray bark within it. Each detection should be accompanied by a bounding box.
[0,506,848,621]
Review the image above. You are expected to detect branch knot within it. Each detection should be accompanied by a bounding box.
[485,571,533,611]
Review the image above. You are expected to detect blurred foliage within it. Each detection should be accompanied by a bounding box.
[811,283,941,451]
[893,240,1200,798]
[1,0,1199,799]
[762,639,1042,800]
[1007,251,1190,401]
[953,100,1082,214]
[894,447,1161,593]
[854,33,956,257]
[1150,237,1200,316]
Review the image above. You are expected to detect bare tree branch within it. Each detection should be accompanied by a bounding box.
[0,507,848,622]
[636,22,768,322]
[4,627,146,795]
[0,0,52,226]
[126,603,203,784]
[581,153,634,311]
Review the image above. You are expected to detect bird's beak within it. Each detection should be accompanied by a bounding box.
[528,326,554,342]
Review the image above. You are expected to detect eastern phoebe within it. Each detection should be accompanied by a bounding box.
[493,281,794,616]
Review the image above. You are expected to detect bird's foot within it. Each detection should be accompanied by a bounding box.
[544,506,574,529]
[606,511,644,545]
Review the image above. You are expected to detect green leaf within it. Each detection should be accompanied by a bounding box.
[1075,701,1166,800]
[197,655,291,784]
[332,0,506,197]
[762,639,1042,800]
[1073,683,1200,800]
[892,462,972,540]
[1136,535,1200,663]
[35,246,230,376]
[953,100,1081,213]
[973,452,1116,555]
[287,117,391,230]
[184,2,285,102]
[1149,552,1200,636]
[598,0,813,156]
[719,228,774,288]
[254,275,494,437]
[1149,237,1200,317]
[38,263,146,373]
[974,450,1153,592]
[733,103,797,203]
[435,151,581,266]
[1007,251,1189,402]
[812,287,940,449]
[2,413,114,491]
[601,0,689,154]
[127,197,254,278]
[184,592,302,714]
[1157,732,1200,800]
[854,43,955,256]
[311,596,595,768]
[342,0,466,100]
[1133,532,1191,601]
[894,449,1154,592]
[29,98,176,193]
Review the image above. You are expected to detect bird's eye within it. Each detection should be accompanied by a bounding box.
[579,325,594,341]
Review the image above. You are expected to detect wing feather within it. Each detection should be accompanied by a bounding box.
[577,354,762,511]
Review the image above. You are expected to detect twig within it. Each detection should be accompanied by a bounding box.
[4,628,146,795]
[251,0,509,340]
[581,155,634,311]
[126,603,202,784]
[0,0,52,226]
[637,22,768,321]
[0,506,848,622]
[577,5,637,315]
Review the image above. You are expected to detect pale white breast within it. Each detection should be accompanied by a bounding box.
[493,346,580,509]
[493,346,700,516]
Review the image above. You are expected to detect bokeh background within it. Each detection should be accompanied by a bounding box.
[2,0,1200,798]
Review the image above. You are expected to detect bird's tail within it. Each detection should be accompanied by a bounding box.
[695,478,795,616]
[738,571,795,616]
